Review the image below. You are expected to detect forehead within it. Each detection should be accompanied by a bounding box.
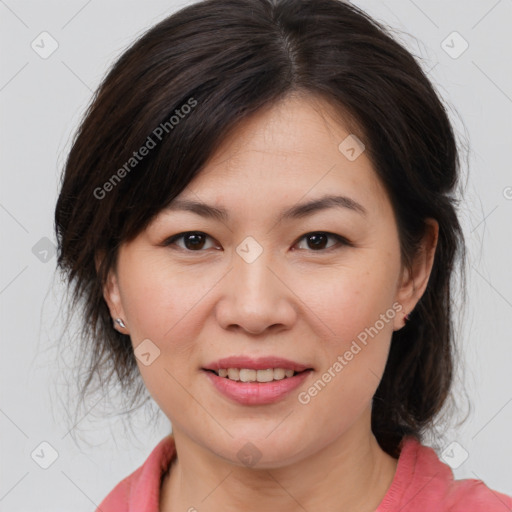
[177,93,389,220]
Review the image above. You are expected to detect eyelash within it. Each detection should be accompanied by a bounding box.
[161,231,351,253]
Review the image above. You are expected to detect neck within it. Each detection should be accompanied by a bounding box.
[160,412,398,512]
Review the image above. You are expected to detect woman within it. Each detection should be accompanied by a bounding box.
[54,0,512,510]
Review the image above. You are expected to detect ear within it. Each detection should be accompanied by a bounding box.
[393,218,439,330]
[95,250,128,333]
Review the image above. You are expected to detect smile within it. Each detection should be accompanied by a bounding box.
[209,367,298,382]
[202,368,312,405]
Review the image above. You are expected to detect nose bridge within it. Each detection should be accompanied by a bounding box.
[233,237,278,305]
[216,236,295,334]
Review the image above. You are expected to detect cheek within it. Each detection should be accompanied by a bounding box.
[292,257,399,347]
[118,259,205,418]
[119,252,216,342]
[292,257,398,416]
[117,253,232,400]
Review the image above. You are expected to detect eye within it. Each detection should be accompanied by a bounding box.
[161,231,350,253]
[162,231,219,251]
[293,232,349,252]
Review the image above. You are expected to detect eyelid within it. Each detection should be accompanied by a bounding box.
[160,231,220,251]
[292,232,351,252]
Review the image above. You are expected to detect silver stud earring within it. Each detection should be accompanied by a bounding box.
[115,318,126,329]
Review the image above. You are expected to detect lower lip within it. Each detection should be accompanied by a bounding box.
[203,370,312,405]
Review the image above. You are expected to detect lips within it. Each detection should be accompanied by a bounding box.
[202,356,313,373]
[202,356,314,405]
[204,368,312,405]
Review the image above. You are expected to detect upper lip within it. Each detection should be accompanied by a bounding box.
[203,356,313,372]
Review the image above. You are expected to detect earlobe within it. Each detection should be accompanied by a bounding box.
[96,253,129,333]
[393,218,439,330]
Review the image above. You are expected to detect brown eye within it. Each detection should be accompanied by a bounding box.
[163,231,217,251]
[162,230,350,253]
[294,232,348,251]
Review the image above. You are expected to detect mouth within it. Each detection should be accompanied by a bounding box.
[201,356,314,405]
[202,355,313,381]
[202,367,313,405]
[203,367,309,382]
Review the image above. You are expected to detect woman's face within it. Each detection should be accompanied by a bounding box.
[102,93,436,467]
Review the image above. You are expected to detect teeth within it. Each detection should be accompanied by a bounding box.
[227,368,240,381]
[273,368,285,380]
[255,369,274,382]
[240,369,256,382]
[213,368,299,382]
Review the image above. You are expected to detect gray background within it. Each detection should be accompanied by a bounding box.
[1,0,511,510]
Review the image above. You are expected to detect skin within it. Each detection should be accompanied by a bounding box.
[99,92,438,512]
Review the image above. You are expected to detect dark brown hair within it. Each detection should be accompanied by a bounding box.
[54,0,467,456]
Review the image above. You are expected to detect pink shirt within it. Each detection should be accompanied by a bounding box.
[96,434,512,511]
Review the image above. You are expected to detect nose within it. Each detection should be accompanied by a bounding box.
[215,249,297,336]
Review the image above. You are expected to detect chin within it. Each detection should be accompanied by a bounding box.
[205,429,309,469]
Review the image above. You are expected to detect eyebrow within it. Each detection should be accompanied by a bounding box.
[165,194,367,223]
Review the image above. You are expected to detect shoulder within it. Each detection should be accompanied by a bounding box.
[95,434,176,512]
[445,478,512,511]
[378,436,512,512]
